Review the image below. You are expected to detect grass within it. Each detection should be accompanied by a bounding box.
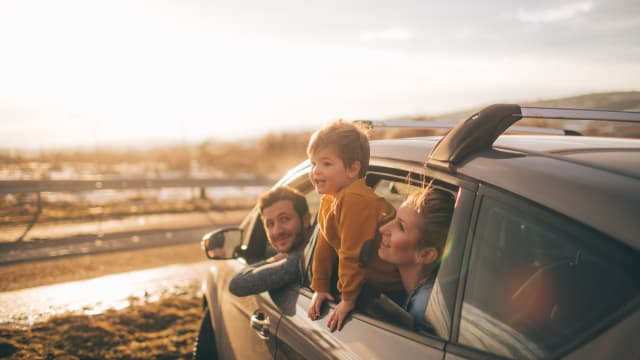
[0,292,202,359]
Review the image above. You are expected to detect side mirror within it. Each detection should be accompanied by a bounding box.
[201,227,243,259]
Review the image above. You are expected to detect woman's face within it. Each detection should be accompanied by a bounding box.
[378,200,424,266]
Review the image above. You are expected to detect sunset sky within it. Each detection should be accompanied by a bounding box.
[1,0,639,149]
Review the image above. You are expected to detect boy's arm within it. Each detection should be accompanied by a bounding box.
[310,230,336,294]
[336,194,380,302]
[229,253,303,297]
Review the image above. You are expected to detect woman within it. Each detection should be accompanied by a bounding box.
[377,186,454,323]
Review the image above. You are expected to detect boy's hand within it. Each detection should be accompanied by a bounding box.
[327,299,355,332]
[308,291,334,320]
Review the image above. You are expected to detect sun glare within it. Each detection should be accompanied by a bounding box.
[0,0,639,149]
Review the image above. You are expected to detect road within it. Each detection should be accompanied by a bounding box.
[0,210,245,326]
[0,225,214,265]
[0,261,211,327]
[0,209,248,265]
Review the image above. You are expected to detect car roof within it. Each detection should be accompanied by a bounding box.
[370,134,640,251]
[493,135,640,179]
[368,104,640,250]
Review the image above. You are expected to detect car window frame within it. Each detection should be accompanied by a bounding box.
[298,164,471,342]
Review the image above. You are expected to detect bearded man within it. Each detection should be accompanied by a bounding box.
[229,186,311,296]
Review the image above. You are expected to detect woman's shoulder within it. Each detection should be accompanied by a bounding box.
[405,278,436,317]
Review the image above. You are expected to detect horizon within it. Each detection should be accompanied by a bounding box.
[2,0,639,150]
[4,89,640,153]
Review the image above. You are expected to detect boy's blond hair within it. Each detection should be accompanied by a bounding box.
[307,120,370,178]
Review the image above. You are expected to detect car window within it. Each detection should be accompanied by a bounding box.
[372,179,418,209]
[368,174,461,334]
[300,169,464,338]
[243,209,271,263]
[304,189,321,223]
[458,195,640,359]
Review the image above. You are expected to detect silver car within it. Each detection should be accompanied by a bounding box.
[194,104,640,359]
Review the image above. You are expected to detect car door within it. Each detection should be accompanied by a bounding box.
[273,286,446,359]
[212,207,282,359]
[213,165,322,359]
[272,171,476,359]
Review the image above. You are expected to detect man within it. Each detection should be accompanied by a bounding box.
[228,186,311,296]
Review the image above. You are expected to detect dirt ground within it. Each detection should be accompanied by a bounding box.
[0,242,206,292]
[0,292,202,359]
[0,243,209,359]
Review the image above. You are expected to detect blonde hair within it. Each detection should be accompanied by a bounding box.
[307,120,370,178]
[405,187,454,259]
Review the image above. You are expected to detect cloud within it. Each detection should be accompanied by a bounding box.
[512,2,594,24]
[359,27,414,41]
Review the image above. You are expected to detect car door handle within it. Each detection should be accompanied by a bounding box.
[250,311,271,340]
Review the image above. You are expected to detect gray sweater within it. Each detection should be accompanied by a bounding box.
[228,253,303,297]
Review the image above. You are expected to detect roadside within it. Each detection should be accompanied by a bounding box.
[0,236,214,359]
[0,209,249,243]
[0,290,202,359]
[0,242,207,292]
[0,209,245,359]
[0,205,251,292]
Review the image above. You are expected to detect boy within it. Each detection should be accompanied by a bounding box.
[306,120,401,332]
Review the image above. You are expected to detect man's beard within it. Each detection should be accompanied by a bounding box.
[273,226,306,253]
[289,226,307,252]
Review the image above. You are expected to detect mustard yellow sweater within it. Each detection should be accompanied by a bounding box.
[311,178,402,302]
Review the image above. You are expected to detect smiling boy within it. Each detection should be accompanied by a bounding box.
[306,120,401,332]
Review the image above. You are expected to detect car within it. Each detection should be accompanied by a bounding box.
[194,104,640,359]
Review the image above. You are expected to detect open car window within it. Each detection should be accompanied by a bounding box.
[301,169,460,337]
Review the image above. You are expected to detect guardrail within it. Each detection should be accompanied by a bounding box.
[1,176,274,244]
[0,177,273,194]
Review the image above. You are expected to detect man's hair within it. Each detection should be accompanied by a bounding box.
[405,187,455,261]
[258,186,309,219]
[306,120,370,178]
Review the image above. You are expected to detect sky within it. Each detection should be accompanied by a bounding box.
[1,0,639,149]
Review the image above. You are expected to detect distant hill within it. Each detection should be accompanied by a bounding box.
[378,91,640,139]
[523,91,640,111]
[404,91,640,122]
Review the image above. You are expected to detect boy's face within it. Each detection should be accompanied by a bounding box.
[309,146,360,195]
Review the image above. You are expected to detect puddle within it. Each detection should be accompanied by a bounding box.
[0,261,212,327]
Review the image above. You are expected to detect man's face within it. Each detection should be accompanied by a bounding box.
[262,200,306,253]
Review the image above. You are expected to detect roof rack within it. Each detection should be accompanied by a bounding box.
[354,120,574,135]
[427,104,640,173]
[520,106,640,122]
